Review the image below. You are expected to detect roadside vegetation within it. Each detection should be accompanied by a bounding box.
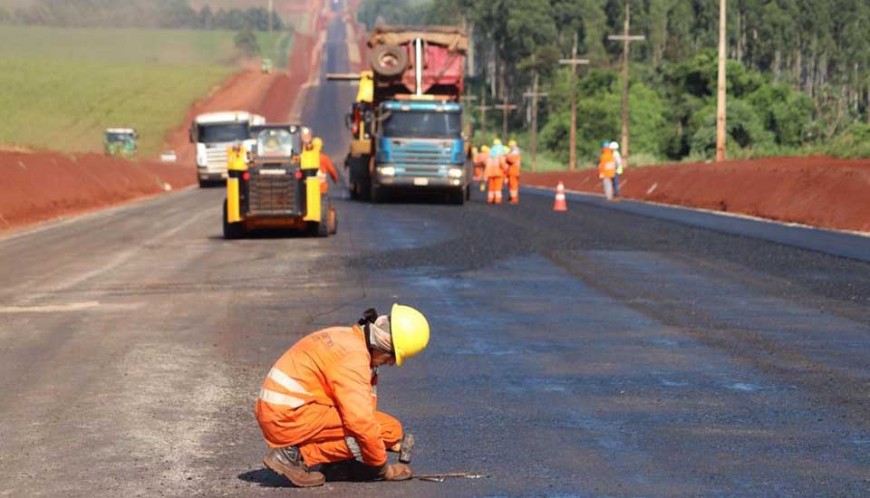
[0,2,293,156]
[359,0,870,168]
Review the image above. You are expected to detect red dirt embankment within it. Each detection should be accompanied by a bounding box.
[524,156,870,234]
[0,151,191,231]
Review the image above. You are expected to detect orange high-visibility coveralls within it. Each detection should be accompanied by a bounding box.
[484,156,505,204]
[255,326,402,468]
[505,149,521,204]
[319,153,339,194]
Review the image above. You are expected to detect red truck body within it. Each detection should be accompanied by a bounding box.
[367,25,468,102]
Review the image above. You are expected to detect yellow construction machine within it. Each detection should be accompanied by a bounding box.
[222,124,336,239]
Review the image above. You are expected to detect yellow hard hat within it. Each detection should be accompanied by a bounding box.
[508,139,517,147]
[481,145,490,153]
[471,146,479,155]
[493,138,502,146]
[312,137,323,148]
[390,303,429,367]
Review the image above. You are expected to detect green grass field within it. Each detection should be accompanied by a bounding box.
[0,25,292,155]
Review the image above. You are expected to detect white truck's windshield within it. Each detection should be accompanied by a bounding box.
[197,123,250,143]
[382,111,462,138]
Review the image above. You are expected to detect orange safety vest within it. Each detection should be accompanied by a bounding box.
[483,155,504,178]
[255,326,387,466]
[598,147,616,179]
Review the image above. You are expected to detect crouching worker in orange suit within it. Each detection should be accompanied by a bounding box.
[255,304,431,487]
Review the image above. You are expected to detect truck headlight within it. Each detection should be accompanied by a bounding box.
[379,166,396,177]
[448,167,463,178]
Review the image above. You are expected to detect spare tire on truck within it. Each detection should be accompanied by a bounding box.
[369,44,408,77]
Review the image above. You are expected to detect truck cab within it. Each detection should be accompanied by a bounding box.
[189,111,266,187]
[372,100,468,203]
[103,128,138,158]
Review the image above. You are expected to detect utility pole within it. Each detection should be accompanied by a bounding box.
[716,0,727,162]
[523,74,548,172]
[559,33,589,171]
[608,2,644,167]
[476,85,492,145]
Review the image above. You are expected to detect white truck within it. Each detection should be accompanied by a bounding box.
[189,111,266,187]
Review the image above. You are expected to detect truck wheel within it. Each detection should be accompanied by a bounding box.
[222,199,245,239]
[370,183,383,203]
[369,44,408,77]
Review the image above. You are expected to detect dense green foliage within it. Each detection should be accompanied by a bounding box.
[358,0,870,165]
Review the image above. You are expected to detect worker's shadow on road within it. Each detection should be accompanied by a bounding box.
[237,468,291,488]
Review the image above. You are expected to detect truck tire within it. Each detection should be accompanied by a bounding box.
[369,44,408,77]
[370,183,383,203]
[222,199,245,239]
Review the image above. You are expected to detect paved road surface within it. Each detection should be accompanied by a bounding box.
[0,16,868,498]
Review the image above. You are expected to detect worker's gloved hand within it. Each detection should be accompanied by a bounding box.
[378,462,413,481]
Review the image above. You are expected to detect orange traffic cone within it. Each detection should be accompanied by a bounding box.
[553,181,567,211]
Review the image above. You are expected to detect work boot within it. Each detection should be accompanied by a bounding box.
[263,447,325,488]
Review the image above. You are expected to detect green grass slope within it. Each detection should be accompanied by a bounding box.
[0,26,291,155]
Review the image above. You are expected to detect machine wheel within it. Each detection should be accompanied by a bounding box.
[369,44,408,77]
[222,199,245,239]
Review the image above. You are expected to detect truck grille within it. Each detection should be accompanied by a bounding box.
[391,141,453,178]
[205,146,229,172]
[248,171,298,214]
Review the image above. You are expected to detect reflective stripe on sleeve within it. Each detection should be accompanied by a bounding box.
[259,388,306,408]
[267,367,312,395]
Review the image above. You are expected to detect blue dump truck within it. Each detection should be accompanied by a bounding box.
[329,25,471,204]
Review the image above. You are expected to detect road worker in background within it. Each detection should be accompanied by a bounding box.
[505,139,521,204]
[255,304,430,487]
[485,138,507,204]
[597,140,617,201]
[312,137,338,194]
[610,141,624,198]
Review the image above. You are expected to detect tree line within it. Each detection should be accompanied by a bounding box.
[358,0,870,162]
[0,0,284,32]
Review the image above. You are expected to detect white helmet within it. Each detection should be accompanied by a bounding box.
[609,141,619,150]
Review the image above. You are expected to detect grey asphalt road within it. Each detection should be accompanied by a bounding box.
[0,16,868,498]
